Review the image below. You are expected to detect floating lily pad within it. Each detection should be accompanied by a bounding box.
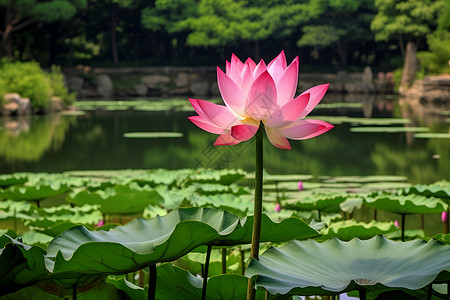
[310,116,410,125]
[123,132,183,138]
[191,194,253,216]
[319,220,399,241]
[45,208,318,277]
[286,193,348,212]
[364,193,447,214]
[193,183,249,196]
[414,133,450,139]
[246,236,450,296]
[0,181,69,201]
[187,169,247,185]
[0,173,28,187]
[398,181,450,199]
[350,126,429,133]
[66,182,164,214]
[324,175,408,183]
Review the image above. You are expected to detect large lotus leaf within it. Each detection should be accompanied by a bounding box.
[186,169,247,185]
[340,197,364,213]
[193,183,250,196]
[364,193,447,214]
[156,263,267,300]
[246,236,450,296]
[385,229,426,241]
[286,193,348,212]
[66,182,164,214]
[24,208,102,228]
[106,276,146,300]
[398,181,450,199]
[0,181,68,201]
[178,248,243,276]
[191,194,253,217]
[1,278,127,300]
[318,220,399,241]
[45,208,318,277]
[0,236,53,296]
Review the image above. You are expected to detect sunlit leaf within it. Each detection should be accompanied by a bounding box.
[246,236,450,296]
[350,127,429,133]
[364,193,447,214]
[319,220,399,241]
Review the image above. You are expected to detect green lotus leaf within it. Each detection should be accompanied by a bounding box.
[0,181,69,201]
[38,222,86,237]
[191,194,253,217]
[66,182,164,214]
[246,236,450,296]
[340,197,364,213]
[123,132,183,138]
[0,173,28,187]
[0,200,37,218]
[310,116,410,125]
[154,186,191,209]
[177,248,243,276]
[193,183,250,196]
[364,193,447,214]
[20,231,54,248]
[350,126,429,133]
[186,169,247,185]
[0,236,53,296]
[398,181,450,199]
[1,278,127,300]
[45,208,318,277]
[24,208,102,228]
[106,276,146,300]
[414,133,450,139]
[385,229,427,241]
[261,174,314,182]
[285,193,348,212]
[130,169,194,187]
[319,220,399,241]
[156,263,266,300]
[142,205,168,219]
[323,175,408,183]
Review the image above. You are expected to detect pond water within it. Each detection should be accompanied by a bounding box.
[0,94,448,184]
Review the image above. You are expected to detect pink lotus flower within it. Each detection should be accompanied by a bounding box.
[188,51,333,149]
[442,211,448,223]
[394,220,400,228]
[96,219,104,228]
[298,181,303,191]
[275,203,281,212]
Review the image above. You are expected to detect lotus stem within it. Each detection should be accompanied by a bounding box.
[240,247,245,275]
[373,209,377,221]
[221,248,227,274]
[359,287,367,300]
[148,264,157,300]
[202,244,213,300]
[265,290,269,299]
[13,207,17,233]
[72,283,77,300]
[420,214,425,230]
[318,209,322,222]
[247,124,264,300]
[401,213,406,242]
[447,208,449,234]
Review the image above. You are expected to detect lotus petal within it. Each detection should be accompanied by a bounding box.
[245,71,278,121]
[277,119,334,140]
[265,93,309,128]
[230,124,259,141]
[298,84,330,119]
[264,127,291,150]
[217,68,245,116]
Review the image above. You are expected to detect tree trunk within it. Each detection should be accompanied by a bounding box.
[398,35,405,57]
[110,1,119,65]
[400,41,418,90]
[1,4,14,57]
[337,40,348,67]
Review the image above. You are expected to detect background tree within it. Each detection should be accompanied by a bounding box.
[296,0,375,67]
[0,0,87,58]
[371,0,444,56]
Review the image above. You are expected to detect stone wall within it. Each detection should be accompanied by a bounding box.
[63,65,395,99]
[401,75,450,104]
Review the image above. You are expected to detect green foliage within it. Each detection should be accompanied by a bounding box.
[0,61,75,110]
[47,66,76,105]
[371,0,444,42]
[0,60,51,110]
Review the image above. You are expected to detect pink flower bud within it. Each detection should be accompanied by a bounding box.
[298,181,303,191]
[275,203,281,212]
[96,219,104,228]
[394,220,400,228]
[442,212,448,223]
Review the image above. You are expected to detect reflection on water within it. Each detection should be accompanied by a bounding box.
[0,94,448,184]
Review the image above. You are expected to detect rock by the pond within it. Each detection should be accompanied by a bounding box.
[2,93,31,115]
[96,74,114,97]
[190,81,209,97]
[176,72,189,87]
[141,74,171,89]
[403,75,450,103]
[49,97,64,112]
[133,83,148,96]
